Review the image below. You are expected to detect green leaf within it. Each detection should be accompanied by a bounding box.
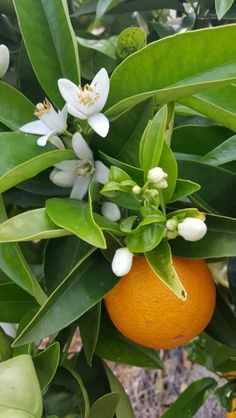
[145,241,187,301]
[44,366,89,418]
[33,342,60,391]
[159,142,178,203]
[96,310,163,369]
[0,283,38,322]
[96,0,123,20]
[0,82,34,130]
[44,236,91,294]
[200,134,236,166]
[106,25,236,118]
[215,0,234,19]
[126,223,165,253]
[77,36,117,60]
[13,250,119,346]
[179,85,236,132]
[216,380,236,412]
[140,105,168,176]
[0,208,71,242]
[0,133,75,193]
[206,289,236,349]
[98,151,143,184]
[171,214,236,258]
[116,27,146,61]
[178,159,236,217]
[93,100,153,168]
[161,377,217,418]
[111,0,185,14]
[14,0,80,106]
[46,197,106,249]
[89,393,120,418]
[79,302,101,366]
[0,354,43,418]
[104,364,135,418]
[169,179,201,203]
[0,328,12,362]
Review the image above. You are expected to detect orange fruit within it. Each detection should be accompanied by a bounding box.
[104,256,216,349]
[226,398,236,418]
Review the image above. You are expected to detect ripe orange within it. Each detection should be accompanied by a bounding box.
[104,256,216,349]
[226,399,236,418]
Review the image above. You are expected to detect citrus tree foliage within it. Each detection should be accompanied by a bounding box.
[0,0,236,417]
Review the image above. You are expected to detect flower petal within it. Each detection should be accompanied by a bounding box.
[94,160,110,184]
[72,132,93,160]
[58,78,79,109]
[0,45,10,78]
[53,160,78,172]
[58,104,68,126]
[67,103,87,120]
[50,136,65,149]
[91,68,110,113]
[37,134,50,147]
[19,120,50,135]
[0,322,17,338]
[50,168,76,187]
[70,175,91,200]
[88,113,109,138]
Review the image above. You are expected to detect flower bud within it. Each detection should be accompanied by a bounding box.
[166,219,177,231]
[101,202,121,222]
[0,322,17,338]
[178,217,207,242]
[0,45,10,78]
[166,230,178,240]
[132,185,141,195]
[112,247,133,277]
[147,167,167,184]
[157,179,168,189]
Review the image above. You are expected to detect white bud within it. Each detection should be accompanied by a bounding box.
[166,230,178,240]
[132,185,141,195]
[157,179,168,189]
[0,322,17,338]
[166,219,177,231]
[0,45,10,78]
[178,217,207,242]
[101,202,121,222]
[148,167,167,184]
[111,247,133,277]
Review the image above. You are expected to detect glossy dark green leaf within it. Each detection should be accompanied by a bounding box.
[169,179,201,203]
[126,223,165,253]
[0,354,43,417]
[96,310,163,369]
[98,151,143,185]
[171,214,236,258]
[14,0,80,106]
[79,302,101,366]
[43,366,89,418]
[215,0,234,19]
[89,393,120,418]
[0,328,12,362]
[46,197,106,248]
[178,159,236,217]
[106,25,236,118]
[200,134,236,166]
[145,240,187,301]
[104,364,135,418]
[206,289,236,349]
[216,380,236,412]
[13,250,119,346]
[93,100,153,168]
[0,133,74,193]
[0,82,34,130]
[140,105,167,176]
[0,283,38,322]
[162,377,217,418]
[94,214,123,236]
[44,236,91,294]
[0,208,71,242]
[33,342,60,390]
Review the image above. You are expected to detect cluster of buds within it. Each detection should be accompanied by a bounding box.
[166,216,207,242]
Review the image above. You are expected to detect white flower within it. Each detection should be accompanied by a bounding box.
[0,44,10,78]
[50,132,109,200]
[111,247,133,277]
[58,68,110,138]
[148,167,168,188]
[0,322,17,338]
[101,202,121,222]
[178,217,207,242]
[19,98,67,147]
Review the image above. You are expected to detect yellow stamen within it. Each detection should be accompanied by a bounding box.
[34,98,51,117]
[77,82,100,107]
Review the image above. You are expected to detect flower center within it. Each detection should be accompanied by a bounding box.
[76,160,94,176]
[77,83,100,107]
[34,98,51,117]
